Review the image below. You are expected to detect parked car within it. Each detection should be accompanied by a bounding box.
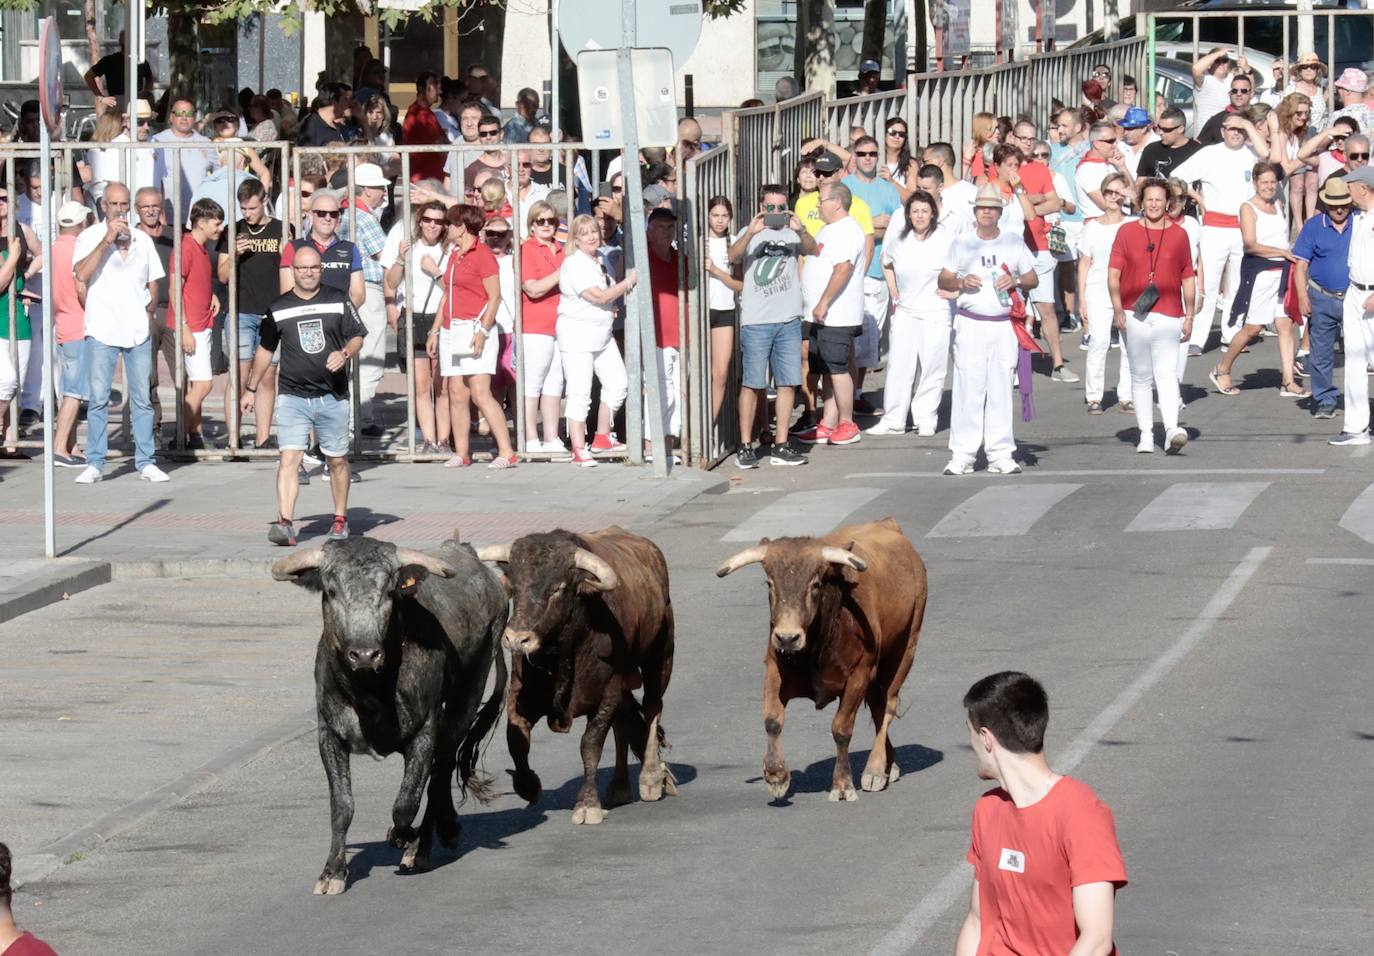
[1152,57,1198,134]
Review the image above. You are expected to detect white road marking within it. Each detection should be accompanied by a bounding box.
[927,484,1081,538]
[1125,482,1270,533]
[848,468,1323,479]
[720,487,887,543]
[1306,557,1374,565]
[1338,483,1374,546]
[868,546,1273,956]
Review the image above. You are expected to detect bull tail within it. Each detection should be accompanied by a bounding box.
[456,642,508,807]
[619,693,671,762]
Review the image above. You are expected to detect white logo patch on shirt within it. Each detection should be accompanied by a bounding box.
[998,848,1026,873]
[298,318,326,355]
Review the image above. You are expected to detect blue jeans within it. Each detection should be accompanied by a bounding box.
[740,319,802,389]
[86,336,155,472]
[1308,286,1343,408]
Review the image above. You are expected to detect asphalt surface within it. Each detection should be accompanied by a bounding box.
[5,350,1374,955]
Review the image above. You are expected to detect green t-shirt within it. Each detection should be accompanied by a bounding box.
[0,250,29,341]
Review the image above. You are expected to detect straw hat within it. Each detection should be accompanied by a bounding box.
[973,182,1005,209]
[1318,176,1352,206]
[1294,52,1327,77]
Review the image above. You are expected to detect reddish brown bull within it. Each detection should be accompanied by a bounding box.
[716,517,927,802]
[476,527,676,825]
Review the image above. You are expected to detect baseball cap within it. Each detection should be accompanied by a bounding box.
[1120,107,1150,129]
[859,59,881,75]
[1335,67,1369,93]
[813,152,844,174]
[1319,175,1353,205]
[642,183,672,207]
[1342,165,1374,188]
[57,201,90,227]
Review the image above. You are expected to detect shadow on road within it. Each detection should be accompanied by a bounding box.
[61,497,172,555]
[758,743,943,805]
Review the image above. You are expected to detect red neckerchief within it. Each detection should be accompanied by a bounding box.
[1077,151,1108,168]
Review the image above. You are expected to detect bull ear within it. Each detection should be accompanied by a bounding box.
[396,565,431,598]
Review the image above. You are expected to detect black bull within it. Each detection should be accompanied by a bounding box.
[273,537,508,895]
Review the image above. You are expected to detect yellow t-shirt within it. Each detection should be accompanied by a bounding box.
[795,191,874,237]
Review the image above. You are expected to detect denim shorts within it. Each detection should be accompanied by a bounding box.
[740,318,802,389]
[58,339,88,400]
[275,393,350,457]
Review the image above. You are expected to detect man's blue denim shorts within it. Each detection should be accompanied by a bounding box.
[276,393,350,457]
[740,318,802,390]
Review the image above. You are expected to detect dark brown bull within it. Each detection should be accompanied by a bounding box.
[716,517,927,802]
[476,527,676,825]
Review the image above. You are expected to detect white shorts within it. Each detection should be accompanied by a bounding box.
[185,329,213,382]
[1030,251,1057,305]
[439,321,498,377]
[522,333,564,397]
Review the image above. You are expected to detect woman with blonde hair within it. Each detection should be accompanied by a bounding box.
[963,112,1001,180]
[479,177,512,223]
[519,199,566,452]
[1270,91,1314,224]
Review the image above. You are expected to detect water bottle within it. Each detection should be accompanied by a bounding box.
[991,269,1010,308]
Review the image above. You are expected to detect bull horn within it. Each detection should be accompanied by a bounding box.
[821,547,868,572]
[271,548,325,581]
[716,544,768,578]
[475,544,512,564]
[393,547,456,578]
[573,548,619,591]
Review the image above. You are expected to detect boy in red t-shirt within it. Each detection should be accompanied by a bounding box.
[644,207,688,461]
[168,198,226,448]
[956,672,1127,956]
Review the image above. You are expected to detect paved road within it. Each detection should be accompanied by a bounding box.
[5,363,1374,955]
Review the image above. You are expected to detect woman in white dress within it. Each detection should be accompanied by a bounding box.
[869,189,957,435]
[1209,162,1308,398]
[1077,172,1134,414]
[557,214,638,467]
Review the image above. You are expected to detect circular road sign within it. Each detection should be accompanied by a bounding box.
[38,17,62,137]
[557,0,702,68]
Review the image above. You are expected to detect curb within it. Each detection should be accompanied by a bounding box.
[0,560,112,625]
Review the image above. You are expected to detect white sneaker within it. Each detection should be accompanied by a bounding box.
[540,439,569,454]
[942,458,974,476]
[139,464,171,483]
[865,421,906,435]
[1051,364,1081,383]
[1165,427,1188,455]
[912,422,938,436]
[1136,440,1154,454]
[1329,431,1371,446]
[987,458,1022,475]
[73,465,102,484]
[524,439,544,453]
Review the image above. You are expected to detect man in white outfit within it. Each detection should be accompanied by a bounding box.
[1172,115,1266,355]
[938,183,1037,476]
[1330,166,1374,446]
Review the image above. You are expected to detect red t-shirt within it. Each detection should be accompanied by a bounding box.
[519,236,564,336]
[967,776,1128,956]
[648,248,683,349]
[1018,161,1054,252]
[51,233,84,344]
[4,932,60,956]
[402,101,447,183]
[1108,220,1195,318]
[166,235,214,333]
[442,240,498,327]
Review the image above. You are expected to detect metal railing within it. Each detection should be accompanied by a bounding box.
[682,143,735,467]
[725,91,825,217]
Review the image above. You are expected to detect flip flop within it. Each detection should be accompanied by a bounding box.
[1209,367,1241,396]
[1278,383,1311,399]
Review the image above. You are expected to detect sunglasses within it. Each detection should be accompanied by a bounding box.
[1332,134,1350,141]
[1097,138,1118,145]
[483,230,510,240]
[421,216,446,225]
[1223,126,1246,134]
[314,209,342,219]
[518,162,531,168]
[887,129,907,138]
[1032,151,1050,160]
[854,150,878,157]
[1349,152,1371,160]
[1230,88,1252,95]
[533,216,558,226]
[680,139,701,149]
[1093,70,1111,78]
[1102,189,1125,198]
[479,129,501,138]
[1157,124,1183,133]
[762,203,787,212]
[0,195,7,202]
[171,109,194,117]
[817,169,839,178]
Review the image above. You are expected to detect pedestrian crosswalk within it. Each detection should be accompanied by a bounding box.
[719,478,1374,546]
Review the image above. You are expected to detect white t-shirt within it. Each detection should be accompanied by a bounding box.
[1074,160,1112,220]
[881,224,956,314]
[1178,215,1202,266]
[1173,143,1263,217]
[1079,216,1136,291]
[73,223,166,348]
[707,233,737,311]
[801,216,867,327]
[379,230,447,314]
[939,180,977,236]
[1194,72,1232,134]
[998,192,1026,235]
[1119,133,1158,178]
[945,229,1035,317]
[495,253,516,332]
[557,249,615,351]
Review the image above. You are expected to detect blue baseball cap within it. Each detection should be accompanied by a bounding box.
[1120,106,1151,129]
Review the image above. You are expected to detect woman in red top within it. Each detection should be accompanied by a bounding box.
[519,200,566,452]
[425,203,516,469]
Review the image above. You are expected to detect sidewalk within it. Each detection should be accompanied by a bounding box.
[0,452,724,620]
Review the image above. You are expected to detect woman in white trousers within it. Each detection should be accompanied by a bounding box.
[869,190,957,435]
[1076,172,1133,415]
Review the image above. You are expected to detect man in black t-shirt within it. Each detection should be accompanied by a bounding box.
[1136,107,1203,182]
[217,178,286,447]
[243,245,365,547]
[297,83,347,148]
[83,31,154,108]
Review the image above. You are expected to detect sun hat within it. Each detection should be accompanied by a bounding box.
[1335,68,1368,93]
[354,163,389,188]
[973,182,1005,209]
[1294,52,1327,76]
[1318,176,1353,205]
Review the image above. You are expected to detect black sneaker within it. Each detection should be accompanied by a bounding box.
[788,412,816,435]
[298,464,311,485]
[769,444,808,466]
[1314,405,1337,420]
[734,443,760,470]
[359,423,385,438]
[302,444,324,467]
[186,433,206,450]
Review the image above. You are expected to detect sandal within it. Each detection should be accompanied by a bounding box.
[1278,381,1311,399]
[1209,367,1241,396]
[487,454,518,470]
[1118,401,1135,414]
[443,454,472,468]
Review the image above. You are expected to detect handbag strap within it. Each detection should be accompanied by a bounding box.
[418,248,443,313]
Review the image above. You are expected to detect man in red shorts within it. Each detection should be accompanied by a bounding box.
[955,672,1127,956]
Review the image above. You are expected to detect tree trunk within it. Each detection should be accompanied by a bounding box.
[166,7,200,111]
[913,0,928,74]
[861,0,887,70]
[795,0,836,97]
[84,0,103,114]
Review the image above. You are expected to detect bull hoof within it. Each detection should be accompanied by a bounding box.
[510,768,542,805]
[386,825,416,849]
[639,777,663,802]
[570,804,606,825]
[436,816,462,849]
[765,771,791,800]
[400,842,430,872]
[314,874,347,896]
[888,763,901,785]
[828,785,859,802]
[860,770,889,792]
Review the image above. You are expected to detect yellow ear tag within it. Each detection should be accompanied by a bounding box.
[401,576,416,589]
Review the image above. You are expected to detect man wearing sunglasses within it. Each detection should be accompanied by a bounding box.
[1137,106,1201,183]
[151,98,216,222]
[844,135,903,411]
[1075,122,1132,221]
[464,113,510,185]
[1298,119,1366,185]
[279,191,364,309]
[1196,73,1255,146]
[1172,116,1267,354]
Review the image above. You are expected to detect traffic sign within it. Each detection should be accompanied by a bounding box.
[576,48,678,149]
[557,0,702,68]
[37,17,62,137]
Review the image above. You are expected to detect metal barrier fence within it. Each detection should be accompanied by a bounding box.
[724,91,826,217]
[682,144,735,467]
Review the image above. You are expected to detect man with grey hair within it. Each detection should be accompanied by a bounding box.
[1330,167,1374,445]
[796,181,868,446]
[1075,122,1132,220]
[338,163,391,437]
[774,75,800,103]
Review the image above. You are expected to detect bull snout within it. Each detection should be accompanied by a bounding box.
[503,628,542,655]
[771,630,806,654]
[346,647,385,671]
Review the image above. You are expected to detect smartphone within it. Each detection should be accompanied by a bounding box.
[763,211,790,229]
[597,181,614,200]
